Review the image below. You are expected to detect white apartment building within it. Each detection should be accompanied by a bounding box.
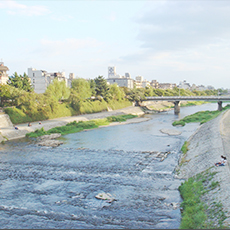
[0,62,9,84]
[107,67,134,88]
[28,68,52,94]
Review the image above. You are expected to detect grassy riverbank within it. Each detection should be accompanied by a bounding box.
[26,114,138,138]
[179,168,227,229]
[172,104,230,126]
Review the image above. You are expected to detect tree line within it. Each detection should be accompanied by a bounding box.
[0,72,225,124]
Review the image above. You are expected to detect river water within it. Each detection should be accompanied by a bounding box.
[0,103,226,229]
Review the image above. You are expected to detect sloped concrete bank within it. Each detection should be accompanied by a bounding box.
[175,109,230,226]
[0,106,145,142]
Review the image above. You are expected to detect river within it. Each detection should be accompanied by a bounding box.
[0,103,227,229]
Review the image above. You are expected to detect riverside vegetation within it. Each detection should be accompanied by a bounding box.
[172,104,230,127]
[179,168,226,229]
[0,71,225,124]
[26,114,138,138]
[177,105,230,229]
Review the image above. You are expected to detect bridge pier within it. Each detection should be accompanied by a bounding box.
[174,101,180,114]
[218,101,222,111]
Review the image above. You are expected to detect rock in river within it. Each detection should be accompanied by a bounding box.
[160,129,182,136]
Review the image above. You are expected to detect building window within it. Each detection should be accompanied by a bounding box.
[33,73,35,77]
[33,79,35,83]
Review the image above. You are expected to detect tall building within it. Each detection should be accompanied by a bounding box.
[108,66,116,78]
[0,62,9,84]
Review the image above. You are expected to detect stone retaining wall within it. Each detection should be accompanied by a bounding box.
[175,110,230,226]
[0,114,13,128]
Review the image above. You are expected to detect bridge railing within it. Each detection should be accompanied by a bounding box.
[144,96,230,101]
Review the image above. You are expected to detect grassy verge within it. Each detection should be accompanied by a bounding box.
[26,114,138,138]
[180,101,208,107]
[172,104,230,126]
[181,141,189,154]
[179,168,227,229]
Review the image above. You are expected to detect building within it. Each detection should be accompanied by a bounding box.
[150,80,159,88]
[67,73,75,87]
[28,68,52,94]
[158,83,176,89]
[134,76,151,88]
[178,80,191,89]
[107,77,134,88]
[0,62,9,84]
[106,67,134,88]
[108,66,116,78]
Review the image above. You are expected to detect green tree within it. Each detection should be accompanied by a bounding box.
[71,78,92,100]
[45,79,70,100]
[109,83,125,101]
[0,84,24,107]
[8,72,33,92]
[94,76,110,102]
[89,79,96,97]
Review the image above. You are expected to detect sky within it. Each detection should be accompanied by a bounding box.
[1,0,230,89]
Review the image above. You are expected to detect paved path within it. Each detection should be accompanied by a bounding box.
[0,106,145,142]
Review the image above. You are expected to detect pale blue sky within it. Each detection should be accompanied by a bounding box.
[1,0,230,89]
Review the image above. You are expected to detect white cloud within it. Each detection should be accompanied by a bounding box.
[0,0,50,16]
[39,38,103,56]
[135,0,230,52]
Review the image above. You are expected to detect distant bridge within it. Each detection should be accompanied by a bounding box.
[142,96,230,114]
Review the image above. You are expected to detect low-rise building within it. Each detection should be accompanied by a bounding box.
[107,77,134,88]
[158,83,176,89]
[28,68,71,94]
[0,62,9,84]
[106,66,134,88]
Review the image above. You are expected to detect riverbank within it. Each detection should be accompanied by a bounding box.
[0,106,146,142]
[175,108,230,227]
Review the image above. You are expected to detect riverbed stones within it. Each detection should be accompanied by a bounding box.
[160,129,182,136]
[95,193,116,203]
[37,133,63,147]
[38,133,62,140]
[38,139,63,147]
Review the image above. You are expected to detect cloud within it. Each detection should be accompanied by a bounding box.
[135,0,230,52]
[0,0,50,16]
[39,38,103,56]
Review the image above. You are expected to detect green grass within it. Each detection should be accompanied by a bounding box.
[179,168,227,229]
[172,104,230,126]
[181,141,189,154]
[26,114,138,138]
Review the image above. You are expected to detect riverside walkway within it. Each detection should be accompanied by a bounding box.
[0,106,145,142]
[143,96,230,113]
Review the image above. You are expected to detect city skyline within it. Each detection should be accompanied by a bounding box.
[1,0,230,89]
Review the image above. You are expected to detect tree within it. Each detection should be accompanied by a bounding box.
[71,78,92,100]
[94,76,110,101]
[109,83,125,101]
[89,79,96,97]
[45,79,70,101]
[8,72,33,92]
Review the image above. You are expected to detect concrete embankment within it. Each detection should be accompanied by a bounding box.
[175,109,230,226]
[0,106,145,142]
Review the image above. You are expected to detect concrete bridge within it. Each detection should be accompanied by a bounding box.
[142,96,230,114]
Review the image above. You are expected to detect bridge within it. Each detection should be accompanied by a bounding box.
[142,96,230,114]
